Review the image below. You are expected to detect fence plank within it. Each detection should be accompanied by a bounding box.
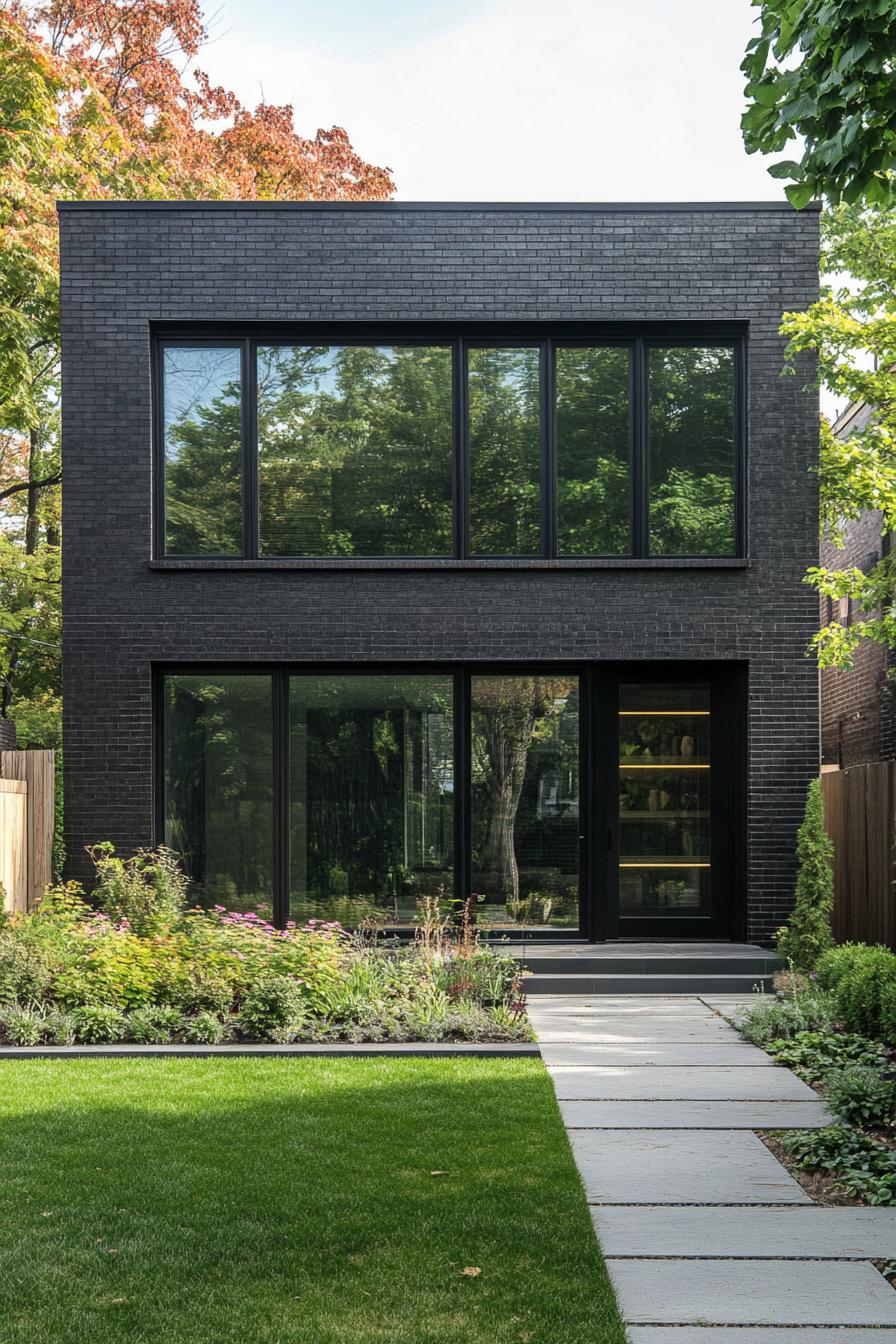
[823,762,896,949]
[0,750,54,910]
[0,779,27,914]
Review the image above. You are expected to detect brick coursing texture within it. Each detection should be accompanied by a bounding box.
[58,202,820,944]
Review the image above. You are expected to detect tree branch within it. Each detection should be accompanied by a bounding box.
[0,472,61,502]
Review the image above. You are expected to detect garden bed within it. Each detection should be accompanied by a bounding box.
[731,944,896,1208]
[0,847,532,1047]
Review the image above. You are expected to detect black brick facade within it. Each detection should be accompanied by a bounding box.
[59,201,820,943]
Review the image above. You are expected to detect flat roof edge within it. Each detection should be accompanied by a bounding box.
[56,198,821,214]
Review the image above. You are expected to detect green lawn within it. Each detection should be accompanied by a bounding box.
[0,1058,625,1344]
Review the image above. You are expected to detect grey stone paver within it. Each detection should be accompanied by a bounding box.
[594,1204,896,1257]
[607,1259,896,1325]
[626,1330,896,1343]
[568,1129,810,1204]
[548,1064,816,1100]
[533,1019,740,1042]
[559,1099,832,1128]
[540,1041,770,1066]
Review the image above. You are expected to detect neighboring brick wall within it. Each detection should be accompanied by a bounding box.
[820,506,896,767]
[59,202,820,943]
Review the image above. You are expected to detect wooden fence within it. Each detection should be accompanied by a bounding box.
[822,761,896,949]
[0,749,55,915]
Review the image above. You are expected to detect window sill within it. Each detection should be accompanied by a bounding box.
[148,557,750,572]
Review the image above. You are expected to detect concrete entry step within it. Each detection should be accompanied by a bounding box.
[514,941,779,995]
[527,973,774,994]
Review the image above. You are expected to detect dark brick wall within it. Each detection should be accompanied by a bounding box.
[820,507,896,767]
[59,201,820,943]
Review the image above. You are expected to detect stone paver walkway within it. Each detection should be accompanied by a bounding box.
[528,993,896,1341]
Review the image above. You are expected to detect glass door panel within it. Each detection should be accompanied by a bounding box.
[470,674,580,930]
[618,682,711,922]
[289,674,454,927]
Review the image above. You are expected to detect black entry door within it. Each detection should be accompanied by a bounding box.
[590,664,744,941]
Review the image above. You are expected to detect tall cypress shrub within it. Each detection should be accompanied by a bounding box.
[776,778,835,971]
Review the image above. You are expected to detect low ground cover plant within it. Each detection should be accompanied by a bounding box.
[0,848,530,1046]
[779,1125,896,1205]
[737,968,896,1206]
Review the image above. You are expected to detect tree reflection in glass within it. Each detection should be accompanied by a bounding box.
[289,675,454,925]
[556,345,631,555]
[648,345,736,556]
[257,345,453,556]
[163,346,243,556]
[471,675,579,928]
[163,675,274,917]
[468,347,541,555]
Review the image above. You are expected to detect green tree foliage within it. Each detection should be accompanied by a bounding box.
[780,205,896,667]
[776,778,835,970]
[0,0,393,745]
[741,0,896,207]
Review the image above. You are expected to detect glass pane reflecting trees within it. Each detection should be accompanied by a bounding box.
[468,347,542,555]
[163,675,274,917]
[163,346,243,556]
[648,346,736,556]
[470,675,579,928]
[159,338,741,560]
[556,346,630,555]
[289,675,454,925]
[257,345,453,556]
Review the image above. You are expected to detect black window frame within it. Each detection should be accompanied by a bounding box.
[152,323,747,563]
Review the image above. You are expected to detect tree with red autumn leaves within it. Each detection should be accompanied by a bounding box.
[0,0,394,754]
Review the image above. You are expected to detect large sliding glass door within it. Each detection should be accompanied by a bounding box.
[159,663,741,938]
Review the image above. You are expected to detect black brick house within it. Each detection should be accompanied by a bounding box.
[59,201,820,944]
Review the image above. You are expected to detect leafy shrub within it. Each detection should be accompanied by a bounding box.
[769,1029,883,1081]
[70,1004,126,1044]
[89,843,187,936]
[0,930,53,1004]
[775,779,834,971]
[817,942,896,1043]
[780,1125,896,1205]
[126,1005,184,1044]
[182,1012,228,1045]
[739,989,837,1047]
[1,1002,46,1046]
[237,974,306,1042]
[44,1008,76,1045]
[54,929,189,1010]
[824,1064,896,1129]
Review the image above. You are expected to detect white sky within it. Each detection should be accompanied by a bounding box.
[200,0,785,201]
